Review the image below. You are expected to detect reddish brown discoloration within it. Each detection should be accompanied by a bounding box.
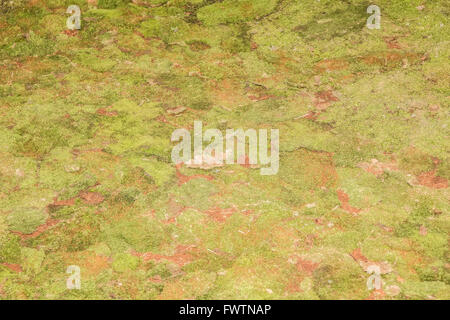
[96,107,118,117]
[350,248,369,263]
[247,94,274,102]
[164,198,187,224]
[351,248,393,274]
[286,274,304,293]
[313,90,339,110]
[62,30,79,37]
[315,59,349,73]
[337,190,361,214]
[51,197,76,207]
[80,192,105,205]
[204,206,237,222]
[416,170,448,189]
[295,258,319,275]
[361,52,423,67]
[384,37,402,49]
[133,245,196,267]
[175,163,214,186]
[1,263,22,273]
[12,218,59,239]
[366,289,386,300]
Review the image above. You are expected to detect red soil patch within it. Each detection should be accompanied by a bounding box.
[303,111,319,120]
[294,110,320,120]
[419,225,428,236]
[295,258,319,275]
[155,115,179,127]
[366,289,386,300]
[247,94,275,102]
[50,197,76,207]
[164,198,187,224]
[62,30,79,37]
[285,257,319,293]
[313,90,339,110]
[416,170,448,189]
[204,206,237,222]
[83,255,109,276]
[315,59,349,73]
[361,51,423,67]
[79,192,105,205]
[350,248,368,263]
[299,151,338,188]
[358,159,398,176]
[337,190,361,215]
[96,107,118,117]
[12,218,59,239]
[175,163,214,186]
[384,37,402,49]
[351,248,393,274]
[1,263,22,273]
[209,79,249,109]
[286,273,304,293]
[148,276,163,283]
[133,245,196,267]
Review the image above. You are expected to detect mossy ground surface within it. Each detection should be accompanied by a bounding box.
[0,0,449,300]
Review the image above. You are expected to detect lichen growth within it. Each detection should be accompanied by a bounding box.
[0,0,448,300]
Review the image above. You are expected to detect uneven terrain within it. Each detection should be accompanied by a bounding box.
[0,0,449,299]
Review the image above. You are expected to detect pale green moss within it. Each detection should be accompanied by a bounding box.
[7,208,48,234]
[112,253,140,272]
[21,247,45,274]
[197,0,278,26]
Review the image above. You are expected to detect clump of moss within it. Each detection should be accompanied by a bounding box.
[104,218,166,253]
[294,3,368,41]
[112,252,140,272]
[7,208,48,234]
[0,215,7,244]
[197,0,278,25]
[436,159,450,180]
[7,31,55,58]
[0,234,22,263]
[0,0,27,13]
[399,148,434,175]
[396,199,433,237]
[98,0,129,9]
[114,188,140,204]
[75,49,117,72]
[21,247,45,274]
